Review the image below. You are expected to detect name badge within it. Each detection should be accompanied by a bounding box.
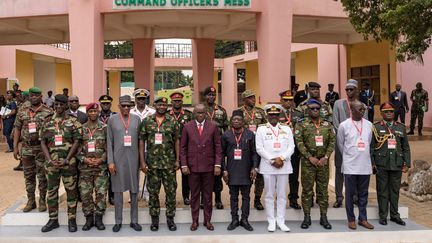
[315,135,323,147]
[395,97,399,100]
[357,140,366,152]
[155,133,163,145]
[28,122,37,133]
[273,142,281,151]
[234,149,242,160]
[55,135,63,146]
[249,125,257,133]
[88,141,95,152]
[124,135,132,147]
[388,138,396,149]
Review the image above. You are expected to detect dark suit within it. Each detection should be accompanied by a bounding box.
[180,120,222,224]
[294,90,308,107]
[390,90,409,123]
[67,109,88,124]
[360,89,376,122]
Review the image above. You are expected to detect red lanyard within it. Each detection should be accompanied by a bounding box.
[29,104,43,120]
[243,106,255,121]
[232,128,244,148]
[170,109,184,121]
[207,108,215,121]
[270,125,280,140]
[351,118,363,136]
[120,114,131,134]
[313,119,321,134]
[285,111,292,125]
[101,115,109,124]
[87,126,98,140]
[155,116,165,132]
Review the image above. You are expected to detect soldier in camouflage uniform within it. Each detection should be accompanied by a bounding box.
[238,90,266,210]
[295,99,335,230]
[77,103,108,231]
[279,90,303,210]
[40,94,82,233]
[13,87,53,212]
[408,82,429,136]
[372,102,411,226]
[168,91,193,205]
[139,97,180,232]
[296,81,333,123]
[203,86,229,209]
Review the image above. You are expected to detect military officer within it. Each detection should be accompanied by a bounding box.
[408,82,429,136]
[203,86,229,209]
[325,83,340,109]
[98,94,116,205]
[279,90,303,210]
[40,94,82,233]
[168,91,193,206]
[295,99,335,230]
[296,81,333,123]
[77,103,109,231]
[238,90,266,210]
[372,102,411,226]
[139,97,180,232]
[13,87,53,212]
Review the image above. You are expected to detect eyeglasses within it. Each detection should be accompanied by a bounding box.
[383,110,394,114]
[120,105,132,108]
[345,88,354,91]
[69,100,79,103]
[309,107,320,111]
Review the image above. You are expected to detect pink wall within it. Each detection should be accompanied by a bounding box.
[317,44,342,98]
[0,0,68,18]
[192,38,215,103]
[0,47,16,78]
[133,38,155,97]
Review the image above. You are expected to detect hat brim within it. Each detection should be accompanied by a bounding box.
[282,96,294,100]
[100,100,112,103]
[381,108,395,111]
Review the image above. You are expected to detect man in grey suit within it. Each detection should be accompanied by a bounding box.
[67,95,88,124]
[390,84,409,123]
[107,95,142,232]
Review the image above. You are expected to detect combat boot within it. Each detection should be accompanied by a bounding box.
[68,218,78,232]
[150,216,159,231]
[227,216,240,230]
[38,196,47,212]
[95,215,106,230]
[82,215,94,231]
[23,197,36,212]
[320,214,332,229]
[41,219,59,233]
[418,129,423,136]
[167,216,177,231]
[301,214,311,229]
[407,130,414,135]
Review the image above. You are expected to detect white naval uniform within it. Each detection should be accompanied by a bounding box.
[255,123,295,224]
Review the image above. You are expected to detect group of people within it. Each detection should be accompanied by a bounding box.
[10,79,415,234]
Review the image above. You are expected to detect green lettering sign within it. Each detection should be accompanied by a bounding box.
[113,0,250,9]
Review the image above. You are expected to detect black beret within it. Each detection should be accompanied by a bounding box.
[308,81,321,88]
[203,86,217,96]
[55,94,68,103]
[232,109,244,118]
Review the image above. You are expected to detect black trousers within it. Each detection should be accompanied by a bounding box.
[229,185,251,220]
[345,174,370,222]
[368,110,374,122]
[288,148,300,202]
[182,174,190,200]
[394,107,406,124]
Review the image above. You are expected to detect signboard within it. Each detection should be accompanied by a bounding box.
[113,0,251,10]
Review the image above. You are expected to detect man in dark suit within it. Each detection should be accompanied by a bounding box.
[294,84,309,107]
[67,95,88,124]
[325,83,340,109]
[390,84,409,123]
[180,104,222,232]
[360,81,376,122]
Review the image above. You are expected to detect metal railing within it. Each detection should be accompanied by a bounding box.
[155,43,192,58]
[49,43,71,50]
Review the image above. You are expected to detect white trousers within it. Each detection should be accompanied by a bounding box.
[264,174,289,223]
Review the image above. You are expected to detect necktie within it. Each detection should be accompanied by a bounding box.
[198,124,203,136]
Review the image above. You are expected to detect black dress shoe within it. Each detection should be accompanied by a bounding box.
[109,198,115,206]
[407,130,414,135]
[150,216,159,231]
[320,215,332,230]
[184,198,190,205]
[200,203,204,209]
[301,214,311,229]
[112,224,122,232]
[13,165,23,171]
[390,217,406,226]
[41,219,59,233]
[167,217,177,231]
[240,218,253,231]
[130,222,142,231]
[68,219,78,232]
[254,200,264,210]
[379,218,388,225]
[227,218,240,230]
[289,201,302,210]
[333,201,342,208]
[215,201,224,209]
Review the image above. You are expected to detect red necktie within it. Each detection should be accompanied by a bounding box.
[198,124,203,136]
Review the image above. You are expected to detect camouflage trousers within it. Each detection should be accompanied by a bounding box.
[46,159,78,219]
[301,158,329,214]
[147,168,177,217]
[254,173,264,199]
[410,109,424,131]
[79,168,109,217]
[21,145,47,200]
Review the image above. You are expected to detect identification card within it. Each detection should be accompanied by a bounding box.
[388,138,396,149]
[124,135,132,147]
[88,141,96,152]
[234,149,242,160]
[357,140,366,152]
[315,135,323,147]
[28,122,37,133]
[273,142,281,151]
[155,133,163,145]
[249,125,257,133]
[54,135,63,146]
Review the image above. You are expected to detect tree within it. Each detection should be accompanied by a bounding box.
[214,41,245,58]
[341,0,432,62]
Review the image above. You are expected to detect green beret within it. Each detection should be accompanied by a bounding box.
[22,90,30,96]
[29,87,42,94]
[154,96,168,104]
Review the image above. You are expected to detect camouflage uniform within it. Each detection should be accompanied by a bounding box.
[205,103,229,200]
[409,88,429,132]
[40,114,82,219]
[14,104,53,205]
[76,120,108,217]
[140,114,179,217]
[239,105,267,204]
[294,118,336,215]
[297,99,333,123]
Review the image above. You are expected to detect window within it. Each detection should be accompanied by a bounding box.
[351,65,380,104]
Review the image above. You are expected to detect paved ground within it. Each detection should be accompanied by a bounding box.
[1,133,431,227]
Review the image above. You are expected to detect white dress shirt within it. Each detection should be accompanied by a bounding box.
[256,123,295,175]
[131,105,155,121]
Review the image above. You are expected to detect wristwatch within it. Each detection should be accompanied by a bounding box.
[279,156,286,162]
